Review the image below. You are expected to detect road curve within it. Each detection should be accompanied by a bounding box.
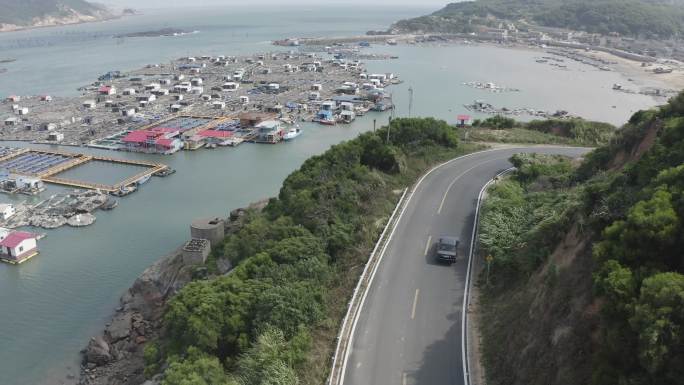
[342,146,590,385]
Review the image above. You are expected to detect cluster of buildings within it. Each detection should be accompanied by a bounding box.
[1,49,398,148]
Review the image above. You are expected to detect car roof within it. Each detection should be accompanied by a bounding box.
[439,236,459,245]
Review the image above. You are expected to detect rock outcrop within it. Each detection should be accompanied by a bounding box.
[79,200,268,385]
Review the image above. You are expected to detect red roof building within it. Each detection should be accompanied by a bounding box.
[0,230,38,264]
[198,129,233,139]
[456,114,472,127]
[98,86,116,95]
[122,128,182,154]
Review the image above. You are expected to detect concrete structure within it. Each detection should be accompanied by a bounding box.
[182,238,211,265]
[190,217,225,247]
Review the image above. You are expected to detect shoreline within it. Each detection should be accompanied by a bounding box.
[0,13,130,34]
[78,200,267,385]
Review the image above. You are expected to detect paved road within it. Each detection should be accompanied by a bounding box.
[343,147,590,385]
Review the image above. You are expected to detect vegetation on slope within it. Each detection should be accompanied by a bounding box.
[467,116,616,146]
[478,92,684,385]
[393,0,684,38]
[0,0,108,26]
[142,118,479,385]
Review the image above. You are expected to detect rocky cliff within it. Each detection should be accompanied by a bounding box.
[79,201,267,385]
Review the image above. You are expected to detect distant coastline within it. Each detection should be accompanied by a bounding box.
[0,9,134,34]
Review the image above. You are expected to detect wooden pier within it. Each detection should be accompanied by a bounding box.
[0,147,170,193]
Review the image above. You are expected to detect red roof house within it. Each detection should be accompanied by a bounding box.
[0,230,38,264]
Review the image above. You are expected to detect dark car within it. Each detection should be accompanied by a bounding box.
[436,236,459,263]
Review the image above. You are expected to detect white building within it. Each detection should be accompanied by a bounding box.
[0,229,38,264]
[47,132,64,142]
[0,204,15,220]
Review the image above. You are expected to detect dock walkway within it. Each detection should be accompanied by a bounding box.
[0,147,169,193]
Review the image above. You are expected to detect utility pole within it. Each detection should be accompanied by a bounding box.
[485,255,493,286]
[373,119,376,132]
[387,116,392,143]
[408,86,413,118]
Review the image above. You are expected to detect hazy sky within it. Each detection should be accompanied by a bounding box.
[100,0,450,10]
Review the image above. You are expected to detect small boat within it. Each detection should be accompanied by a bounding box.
[101,197,119,210]
[154,167,176,177]
[112,185,137,197]
[283,127,302,141]
[318,118,336,126]
[136,175,151,185]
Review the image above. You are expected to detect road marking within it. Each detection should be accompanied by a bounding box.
[411,289,420,320]
[423,235,432,256]
[402,371,407,385]
[437,158,504,215]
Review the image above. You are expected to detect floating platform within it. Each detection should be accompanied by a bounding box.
[0,251,39,265]
[0,146,170,194]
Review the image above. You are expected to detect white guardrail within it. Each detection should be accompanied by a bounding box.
[462,167,515,385]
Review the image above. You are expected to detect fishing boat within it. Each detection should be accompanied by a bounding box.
[136,175,151,185]
[111,185,137,197]
[283,127,302,141]
[314,109,337,126]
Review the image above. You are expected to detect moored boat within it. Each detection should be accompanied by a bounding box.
[283,127,302,140]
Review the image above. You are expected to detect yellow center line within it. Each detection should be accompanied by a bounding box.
[411,289,420,320]
[437,158,505,215]
[424,235,432,256]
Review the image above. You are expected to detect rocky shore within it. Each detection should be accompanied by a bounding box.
[78,199,268,385]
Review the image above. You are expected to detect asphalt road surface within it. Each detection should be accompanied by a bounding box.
[342,146,590,385]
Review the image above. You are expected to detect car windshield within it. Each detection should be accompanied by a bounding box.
[439,240,457,251]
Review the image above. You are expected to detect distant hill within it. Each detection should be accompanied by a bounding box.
[393,0,684,39]
[0,0,113,31]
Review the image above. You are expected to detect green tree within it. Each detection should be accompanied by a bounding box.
[630,272,684,381]
[163,347,235,385]
[165,281,225,352]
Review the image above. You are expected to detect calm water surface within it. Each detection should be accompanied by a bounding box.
[0,5,662,385]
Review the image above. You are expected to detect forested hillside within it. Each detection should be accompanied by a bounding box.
[0,0,109,27]
[141,118,473,385]
[393,0,684,38]
[478,92,684,384]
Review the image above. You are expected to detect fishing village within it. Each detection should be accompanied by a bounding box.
[0,48,399,264]
[2,49,399,149]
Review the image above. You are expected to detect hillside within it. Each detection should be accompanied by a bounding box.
[393,0,684,38]
[0,0,113,31]
[477,92,684,385]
